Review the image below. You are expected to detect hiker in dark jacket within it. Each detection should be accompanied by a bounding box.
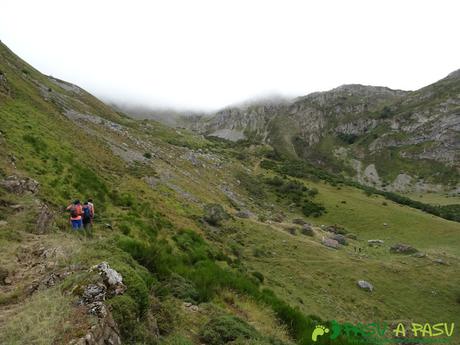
[82,202,92,230]
[66,200,83,229]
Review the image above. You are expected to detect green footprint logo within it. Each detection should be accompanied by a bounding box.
[312,325,330,342]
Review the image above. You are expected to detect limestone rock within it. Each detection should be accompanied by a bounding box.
[357,280,374,292]
[322,238,340,249]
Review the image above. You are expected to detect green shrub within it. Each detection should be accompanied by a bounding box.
[155,273,200,303]
[302,200,325,217]
[108,295,138,341]
[200,315,259,345]
[203,203,229,226]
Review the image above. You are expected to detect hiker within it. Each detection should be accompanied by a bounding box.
[87,198,95,223]
[82,202,92,230]
[66,200,83,229]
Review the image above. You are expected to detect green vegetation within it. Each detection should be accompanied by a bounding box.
[261,159,460,222]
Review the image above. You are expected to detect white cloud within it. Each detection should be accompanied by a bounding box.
[1,0,459,111]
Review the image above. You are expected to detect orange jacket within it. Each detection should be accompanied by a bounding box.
[67,204,83,220]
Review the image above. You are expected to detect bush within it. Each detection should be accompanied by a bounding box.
[200,315,259,345]
[108,295,139,341]
[143,152,152,159]
[155,273,200,303]
[302,200,325,217]
[203,203,229,226]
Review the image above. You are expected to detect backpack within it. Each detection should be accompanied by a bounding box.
[70,205,79,218]
[83,206,91,220]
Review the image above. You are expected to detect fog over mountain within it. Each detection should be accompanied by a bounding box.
[1,0,459,111]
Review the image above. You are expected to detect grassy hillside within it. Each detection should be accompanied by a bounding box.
[0,41,459,345]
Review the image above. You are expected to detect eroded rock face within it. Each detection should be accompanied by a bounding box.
[0,176,39,194]
[71,262,126,345]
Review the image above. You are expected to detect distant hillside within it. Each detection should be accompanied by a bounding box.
[180,73,460,194]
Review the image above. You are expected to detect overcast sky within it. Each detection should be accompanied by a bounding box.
[1,0,459,111]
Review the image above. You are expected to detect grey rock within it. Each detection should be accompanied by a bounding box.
[368,239,384,245]
[322,238,340,249]
[357,280,374,292]
[331,234,347,245]
[390,243,418,254]
[301,224,314,236]
[433,258,448,265]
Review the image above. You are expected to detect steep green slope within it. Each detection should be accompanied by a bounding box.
[0,41,459,345]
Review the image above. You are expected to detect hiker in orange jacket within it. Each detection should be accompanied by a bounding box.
[66,200,83,229]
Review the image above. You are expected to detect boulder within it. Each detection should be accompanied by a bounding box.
[368,239,384,246]
[433,258,448,265]
[322,238,340,249]
[390,243,418,254]
[357,280,374,292]
[301,224,314,236]
[92,262,126,296]
[0,175,39,194]
[203,203,229,226]
[331,234,347,245]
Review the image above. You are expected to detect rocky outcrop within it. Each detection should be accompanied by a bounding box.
[71,262,126,345]
[68,312,121,345]
[0,176,39,194]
